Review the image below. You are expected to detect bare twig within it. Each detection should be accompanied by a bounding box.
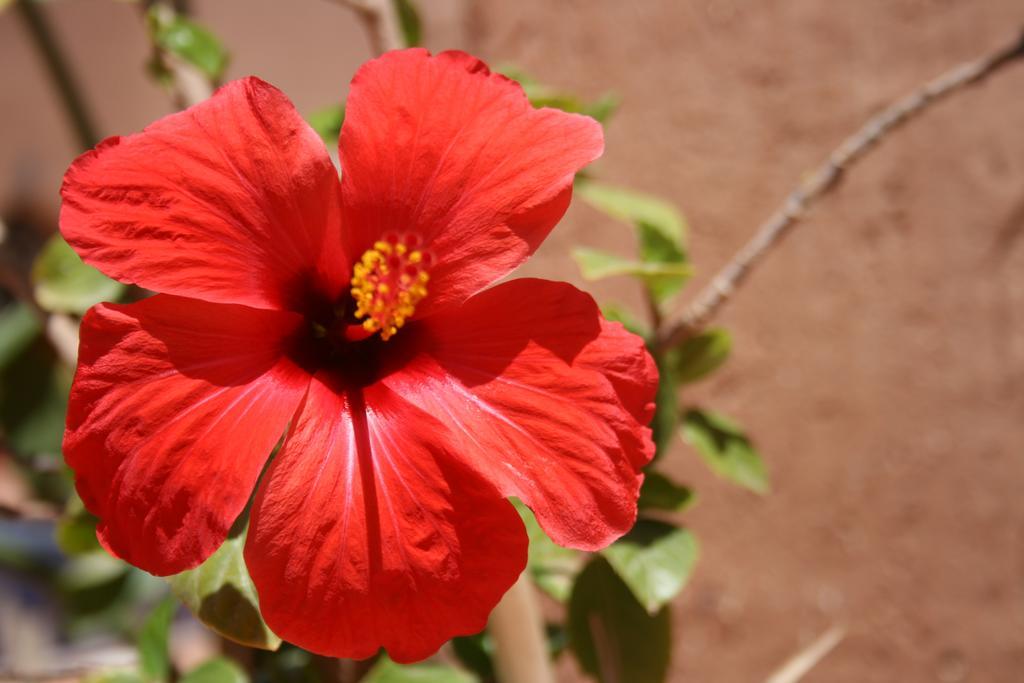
[764,625,845,683]
[14,0,99,150]
[488,575,555,683]
[143,1,214,108]
[328,0,404,55]
[657,29,1024,351]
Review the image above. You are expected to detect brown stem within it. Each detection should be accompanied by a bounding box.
[488,574,555,683]
[327,0,404,55]
[656,28,1024,352]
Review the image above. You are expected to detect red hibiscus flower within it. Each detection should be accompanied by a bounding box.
[59,49,656,661]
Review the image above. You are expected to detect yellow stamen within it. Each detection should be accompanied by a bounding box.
[350,238,430,340]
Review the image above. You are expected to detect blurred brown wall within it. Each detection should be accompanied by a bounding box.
[3,1,1024,681]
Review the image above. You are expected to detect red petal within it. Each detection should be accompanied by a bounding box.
[245,372,526,662]
[65,296,310,575]
[339,49,603,316]
[60,77,346,313]
[389,279,657,551]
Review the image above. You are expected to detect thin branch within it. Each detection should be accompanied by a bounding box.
[488,575,556,683]
[328,0,403,56]
[657,28,1024,351]
[14,0,100,150]
[143,1,214,108]
[764,625,845,683]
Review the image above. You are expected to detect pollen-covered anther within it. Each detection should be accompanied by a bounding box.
[350,238,430,341]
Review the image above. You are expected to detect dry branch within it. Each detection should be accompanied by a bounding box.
[656,29,1024,350]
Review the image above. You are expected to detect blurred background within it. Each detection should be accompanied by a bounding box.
[2,1,1024,681]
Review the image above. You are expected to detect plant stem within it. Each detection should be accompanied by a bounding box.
[489,574,555,683]
[656,28,1024,351]
[14,0,99,150]
[328,0,404,55]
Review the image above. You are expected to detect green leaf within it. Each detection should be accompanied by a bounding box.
[649,352,679,459]
[56,493,102,555]
[497,66,618,123]
[364,655,477,683]
[600,304,648,338]
[32,235,124,314]
[168,530,281,650]
[601,520,698,614]
[638,471,695,513]
[673,328,732,384]
[180,658,249,683]
[307,103,346,145]
[576,181,690,302]
[0,302,41,369]
[681,409,769,494]
[148,6,229,81]
[392,0,421,47]
[0,337,70,456]
[568,558,670,683]
[452,633,495,682]
[513,499,582,602]
[572,247,691,297]
[138,597,176,682]
[575,181,687,252]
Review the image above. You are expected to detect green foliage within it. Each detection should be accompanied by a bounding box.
[0,335,70,458]
[393,0,422,47]
[601,520,698,614]
[452,632,495,682]
[600,304,648,338]
[83,672,144,683]
[168,530,281,650]
[575,181,690,303]
[513,499,581,602]
[682,409,769,494]
[572,248,692,298]
[147,5,229,82]
[307,104,346,145]
[638,471,695,513]
[672,328,732,384]
[180,658,249,683]
[498,66,619,123]
[568,558,670,683]
[649,352,679,459]
[364,656,477,683]
[55,493,102,555]
[0,302,41,368]
[32,235,124,314]
[138,597,176,682]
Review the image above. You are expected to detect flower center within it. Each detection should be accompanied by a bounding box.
[349,238,430,341]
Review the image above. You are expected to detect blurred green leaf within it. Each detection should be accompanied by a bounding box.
[575,181,690,302]
[55,493,101,555]
[168,530,281,650]
[600,304,648,338]
[147,6,229,82]
[0,302,41,368]
[513,499,581,602]
[364,655,477,683]
[649,352,678,459]
[568,558,670,683]
[392,0,421,47]
[673,328,731,384]
[452,632,494,683]
[638,471,694,513]
[601,520,698,614]
[0,338,70,456]
[138,597,176,683]
[32,235,124,314]
[572,248,691,297]
[181,657,249,683]
[307,103,346,145]
[681,409,769,494]
[497,66,619,123]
